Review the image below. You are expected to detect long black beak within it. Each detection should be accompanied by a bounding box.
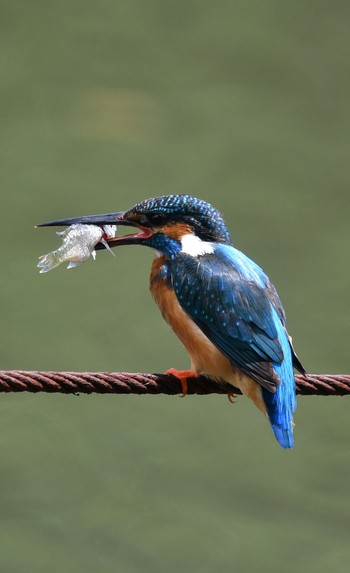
[36,211,154,249]
[36,211,126,227]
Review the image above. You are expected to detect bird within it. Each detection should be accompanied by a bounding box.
[38,194,305,448]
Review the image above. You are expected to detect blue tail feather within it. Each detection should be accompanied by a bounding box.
[262,310,296,449]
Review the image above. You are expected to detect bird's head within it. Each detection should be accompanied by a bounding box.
[37,194,231,258]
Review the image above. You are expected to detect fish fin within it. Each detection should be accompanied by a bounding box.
[91,250,96,260]
[100,238,116,257]
[67,261,82,269]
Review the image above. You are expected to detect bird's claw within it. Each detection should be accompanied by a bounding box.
[165,368,198,397]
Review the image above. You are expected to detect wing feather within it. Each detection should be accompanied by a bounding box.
[171,246,291,391]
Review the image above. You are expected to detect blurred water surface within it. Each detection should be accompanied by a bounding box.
[0,1,350,572]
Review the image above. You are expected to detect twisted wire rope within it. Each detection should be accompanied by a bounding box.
[0,371,348,396]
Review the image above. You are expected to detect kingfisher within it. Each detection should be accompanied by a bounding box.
[38,194,305,448]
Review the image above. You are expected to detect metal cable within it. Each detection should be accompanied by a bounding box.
[0,371,349,395]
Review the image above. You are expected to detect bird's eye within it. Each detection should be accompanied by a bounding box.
[149,212,166,227]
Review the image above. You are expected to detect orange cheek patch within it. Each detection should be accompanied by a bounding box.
[162,223,193,241]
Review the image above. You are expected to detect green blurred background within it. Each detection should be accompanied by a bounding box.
[1,1,350,571]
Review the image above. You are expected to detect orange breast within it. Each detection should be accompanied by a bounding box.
[150,256,235,381]
[149,256,267,413]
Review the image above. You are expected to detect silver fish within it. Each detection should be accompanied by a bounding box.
[37,224,116,273]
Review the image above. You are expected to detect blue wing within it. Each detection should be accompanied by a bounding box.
[171,244,294,391]
[170,244,305,448]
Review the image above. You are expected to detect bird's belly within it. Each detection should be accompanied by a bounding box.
[151,276,244,383]
[150,264,267,413]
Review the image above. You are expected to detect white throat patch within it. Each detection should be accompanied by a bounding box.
[180,234,214,257]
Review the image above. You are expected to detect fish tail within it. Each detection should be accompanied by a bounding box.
[37,252,61,273]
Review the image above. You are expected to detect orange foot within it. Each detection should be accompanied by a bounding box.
[227,392,237,404]
[165,368,198,397]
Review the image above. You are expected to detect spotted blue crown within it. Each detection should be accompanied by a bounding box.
[125,194,232,245]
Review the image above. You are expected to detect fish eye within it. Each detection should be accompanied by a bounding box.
[149,212,166,227]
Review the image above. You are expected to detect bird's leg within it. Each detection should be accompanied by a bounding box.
[227,393,237,403]
[165,368,198,397]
